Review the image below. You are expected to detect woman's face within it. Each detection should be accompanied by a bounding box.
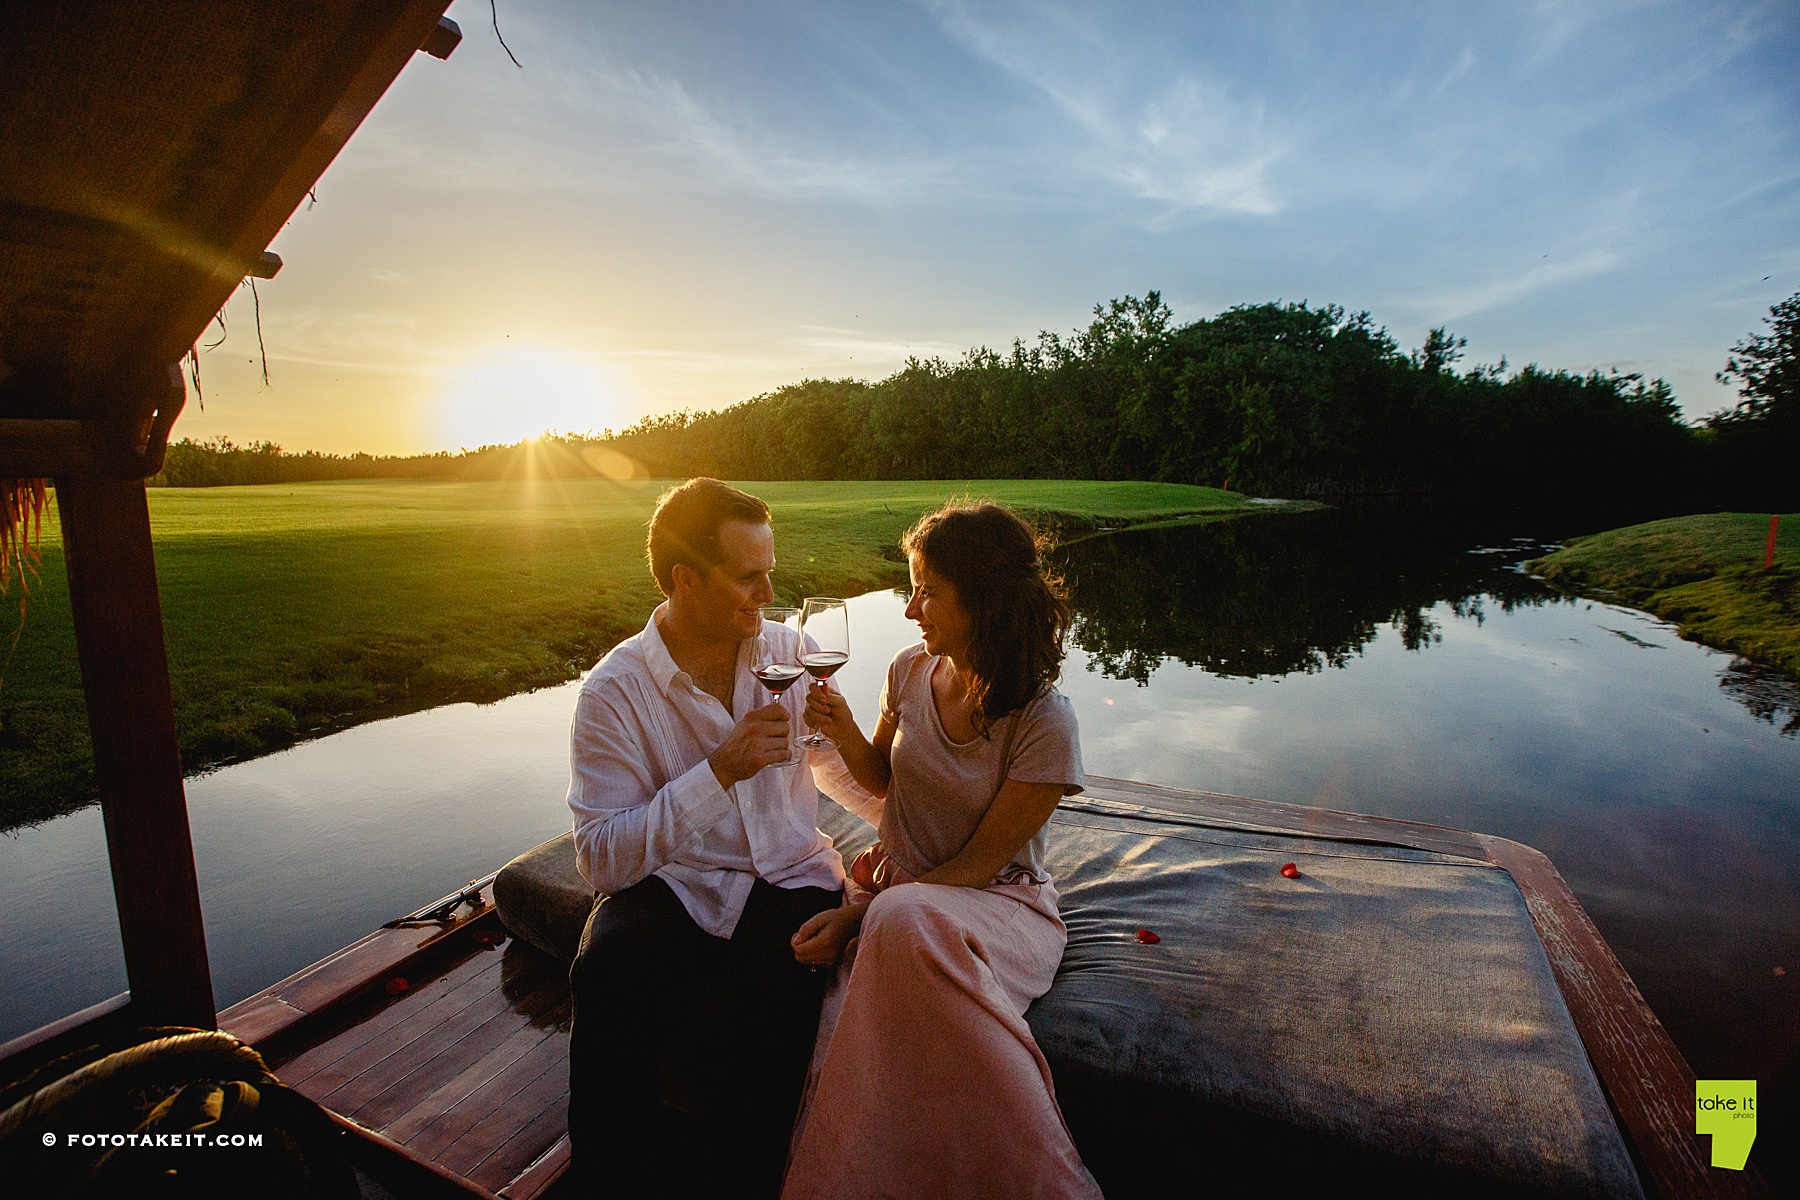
[904,553,974,661]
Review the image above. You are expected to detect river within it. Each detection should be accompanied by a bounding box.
[2,508,1794,1180]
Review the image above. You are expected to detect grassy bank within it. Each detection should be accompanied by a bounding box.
[1529,512,1800,672]
[0,478,1274,827]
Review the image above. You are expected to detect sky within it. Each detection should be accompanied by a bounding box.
[177,0,1800,456]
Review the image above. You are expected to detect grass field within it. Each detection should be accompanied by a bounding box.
[1529,512,1800,673]
[0,478,1268,827]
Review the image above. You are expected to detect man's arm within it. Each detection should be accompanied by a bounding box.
[567,681,760,895]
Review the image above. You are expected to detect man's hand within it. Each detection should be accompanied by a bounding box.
[708,701,791,790]
[790,899,870,966]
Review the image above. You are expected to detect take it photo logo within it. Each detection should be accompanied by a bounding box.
[1695,1080,1756,1170]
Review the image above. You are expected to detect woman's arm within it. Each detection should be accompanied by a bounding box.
[916,778,1063,889]
[806,683,896,798]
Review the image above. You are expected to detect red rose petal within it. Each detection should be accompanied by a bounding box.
[1136,928,1161,944]
[385,976,409,994]
[1280,862,1301,878]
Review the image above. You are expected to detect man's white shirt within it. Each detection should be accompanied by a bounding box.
[567,605,846,937]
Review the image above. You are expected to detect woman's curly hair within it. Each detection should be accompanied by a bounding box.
[901,502,1070,733]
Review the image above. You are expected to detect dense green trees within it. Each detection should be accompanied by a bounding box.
[156,437,469,486]
[160,291,1787,512]
[600,293,1698,507]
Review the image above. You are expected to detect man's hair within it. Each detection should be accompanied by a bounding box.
[646,478,772,595]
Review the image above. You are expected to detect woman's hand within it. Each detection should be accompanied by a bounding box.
[804,682,860,745]
[806,686,895,799]
[790,898,870,966]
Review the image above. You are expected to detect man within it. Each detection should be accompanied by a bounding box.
[566,478,845,1199]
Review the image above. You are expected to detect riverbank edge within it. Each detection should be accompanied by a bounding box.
[1,483,1304,830]
[1033,497,1328,543]
[1527,512,1800,675]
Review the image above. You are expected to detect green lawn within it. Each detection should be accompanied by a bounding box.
[1529,512,1800,673]
[0,478,1263,827]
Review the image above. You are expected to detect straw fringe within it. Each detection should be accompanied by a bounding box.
[1,477,48,671]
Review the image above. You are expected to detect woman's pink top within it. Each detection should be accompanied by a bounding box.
[876,643,1084,884]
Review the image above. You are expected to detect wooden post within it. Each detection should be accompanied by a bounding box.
[1767,514,1779,570]
[56,472,215,1029]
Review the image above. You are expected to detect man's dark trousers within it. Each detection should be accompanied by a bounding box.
[567,874,841,1199]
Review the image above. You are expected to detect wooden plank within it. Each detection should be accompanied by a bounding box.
[325,1109,502,1200]
[283,952,504,1092]
[54,472,213,1028]
[445,1054,570,1183]
[466,1081,571,1194]
[341,1010,541,1133]
[0,417,102,476]
[394,1026,569,1160]
[378,1022,558,1150]
[497,1134,569,1200]
[0,992,140,1089]
[215,993,308,1049]
[220,890,500,1049]
[1477,834,1773,1200]
[274,900,497,1014]
[323,966,542,1122]
[0,992,131,1066]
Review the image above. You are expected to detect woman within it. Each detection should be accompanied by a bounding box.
[781,502,1104,1199]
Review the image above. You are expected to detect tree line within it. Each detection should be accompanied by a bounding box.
[155,292,1799,511]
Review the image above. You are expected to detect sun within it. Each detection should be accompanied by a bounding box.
[434,347,630,450]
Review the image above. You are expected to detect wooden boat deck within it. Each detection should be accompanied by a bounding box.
[220,897,572,1199]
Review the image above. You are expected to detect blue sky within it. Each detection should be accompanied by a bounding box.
[181,0,1800,454]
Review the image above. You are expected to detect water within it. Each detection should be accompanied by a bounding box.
[2,509,1794,1179]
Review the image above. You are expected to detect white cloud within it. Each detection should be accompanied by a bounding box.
[1125,75,1282,215]
[1433,46,1477,96]
[1411,248,1622,323]
[789,324,969,365]
[922,1,1285,215]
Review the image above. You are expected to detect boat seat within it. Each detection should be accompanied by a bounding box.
[493,833,595,965]
[494,796,1644,1198]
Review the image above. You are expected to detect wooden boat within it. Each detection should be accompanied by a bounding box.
[171,776,1765,1199]
[0,3,1773,1197]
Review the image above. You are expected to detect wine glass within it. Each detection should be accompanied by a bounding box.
[797,597,849,750]
[752,606,803,765]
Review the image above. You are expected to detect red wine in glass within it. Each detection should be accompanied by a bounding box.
[798,651,848,680]
[798,598,848,749]
[753,664,806,694]
[756,606,803,765]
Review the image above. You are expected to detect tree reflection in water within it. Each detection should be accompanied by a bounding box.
[1055,507,1564,683]
[1054,505,1798,736]
[1718,658,1800,737]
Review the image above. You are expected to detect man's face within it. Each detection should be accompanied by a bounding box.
[678,519,776,643]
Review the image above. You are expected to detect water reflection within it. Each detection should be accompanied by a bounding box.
[1057,511,1568,684]
[1058,510,1794,737]
[1719,659,1800,737]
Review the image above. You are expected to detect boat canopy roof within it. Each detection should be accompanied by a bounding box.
[0,0,458,474]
